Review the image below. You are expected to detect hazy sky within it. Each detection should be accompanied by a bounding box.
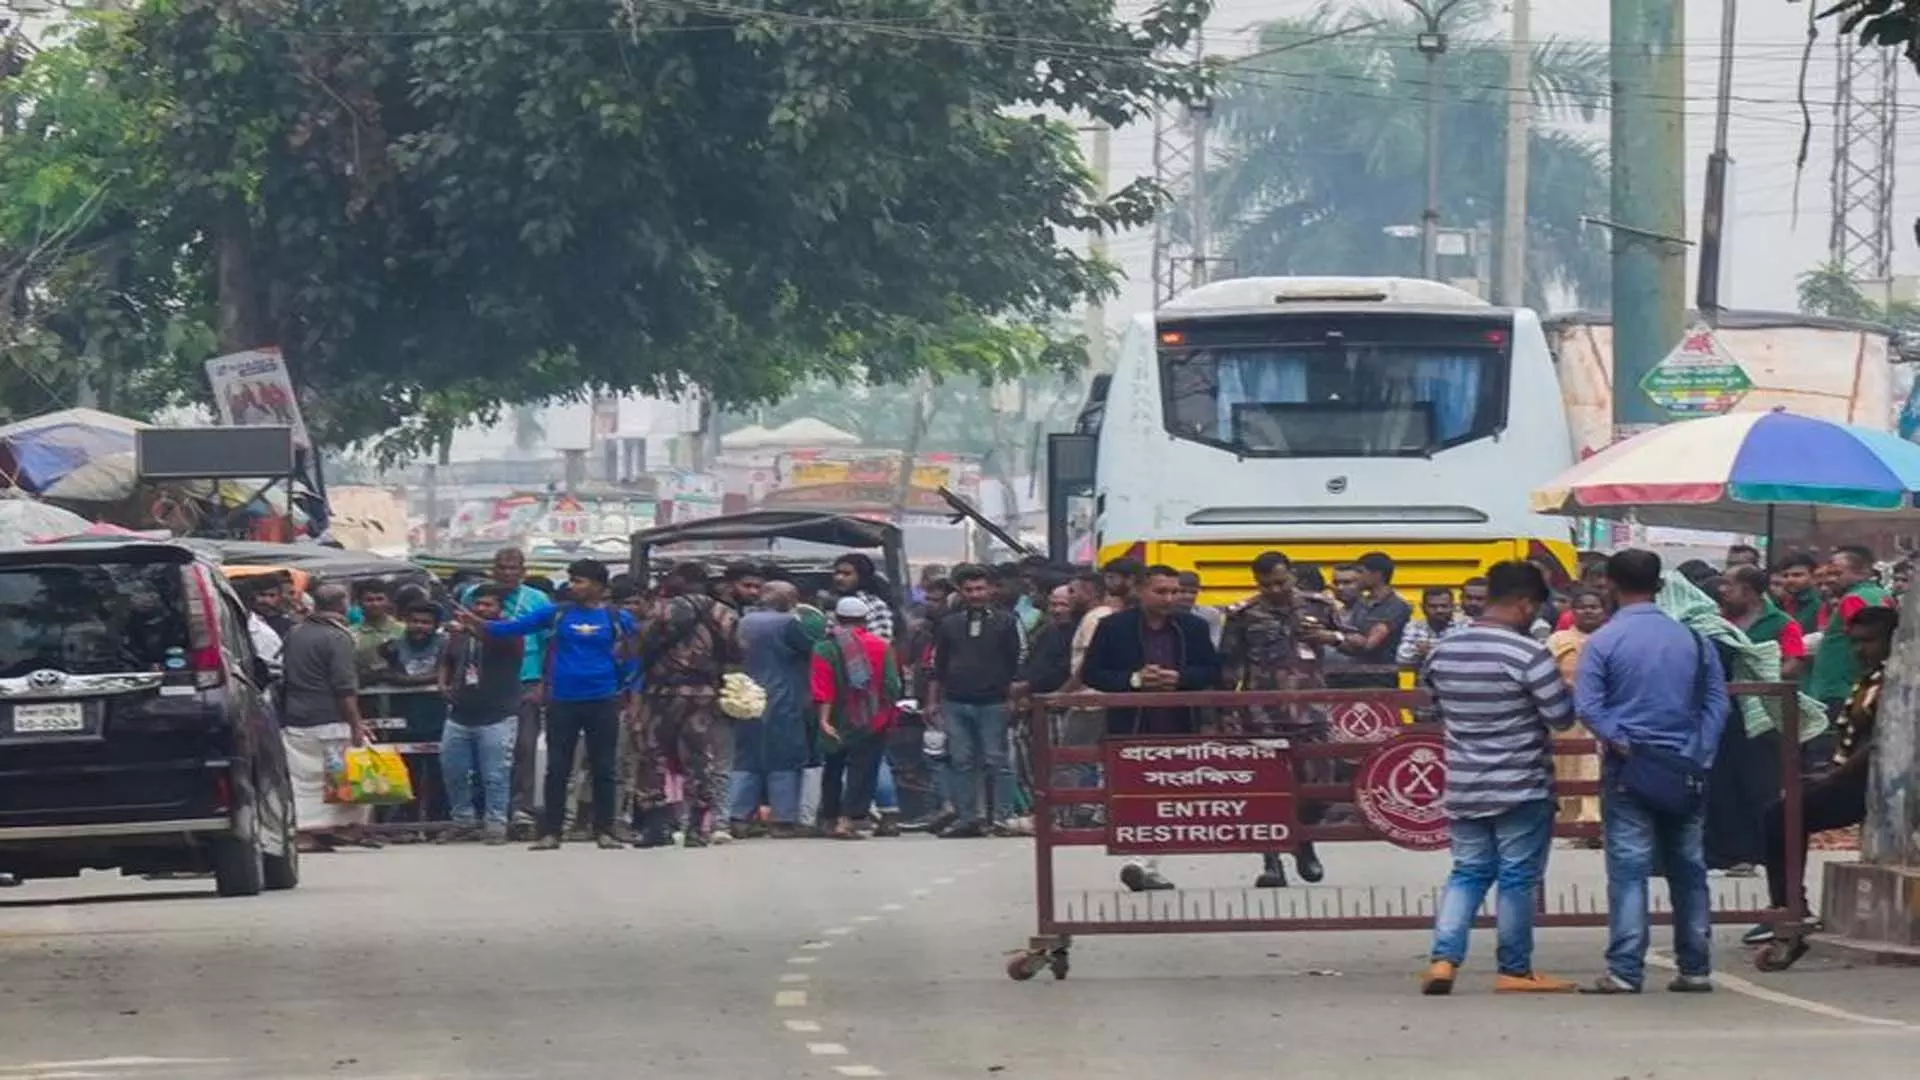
[1094,0,1916,321]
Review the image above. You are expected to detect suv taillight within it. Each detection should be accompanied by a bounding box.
[182,564,226,690]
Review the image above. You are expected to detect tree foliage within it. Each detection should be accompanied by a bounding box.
[1203,0,1609,308]
[1796,260,1920,331]
[3,0,1207,451]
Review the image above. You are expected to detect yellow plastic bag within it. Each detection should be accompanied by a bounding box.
[327,745,414,806]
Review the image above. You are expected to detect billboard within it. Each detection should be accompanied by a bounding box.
[205,348,312,449]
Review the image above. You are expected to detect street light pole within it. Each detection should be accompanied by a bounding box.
[1403,0,1463,281]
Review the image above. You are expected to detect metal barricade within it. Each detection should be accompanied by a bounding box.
[1007,682,1809,980]
[357,684,452,832]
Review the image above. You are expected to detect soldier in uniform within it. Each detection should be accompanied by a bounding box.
[1219,550,1340,888]
[631,562,738,847]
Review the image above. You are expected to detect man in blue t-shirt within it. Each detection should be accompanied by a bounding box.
[469,557,635,850]
[460,548,552,834]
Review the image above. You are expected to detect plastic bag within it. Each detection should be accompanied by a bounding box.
[326,744,415,806]
[719,671,767,719]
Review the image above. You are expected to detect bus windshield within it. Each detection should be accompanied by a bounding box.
[1160,313,1511,457]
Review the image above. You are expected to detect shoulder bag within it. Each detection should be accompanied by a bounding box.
[1613,629,1713,818]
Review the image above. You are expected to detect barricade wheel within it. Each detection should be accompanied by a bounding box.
[1006,951,1046,981]
[1754,938,1809,973]
[1048,949,1071,980]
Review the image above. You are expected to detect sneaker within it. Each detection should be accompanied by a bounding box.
[1119,864,1174,892]
[902,810,958,835]
[709,829,735,846]
[994,816,1035,837]
[1667,974,1714,993]
[1421,960,1457,996]
[767,823,801,840]
[482,826,510,846]
[435,825,478,845]
[730,819,767,840]
[529,835,562,851]
[939,820,988,840]
[595,832,624,850]
[683,832,710,849]
[1495,972,1577,994]
[1742,922,1778,946]
[1579,973,1641,995]
[872,816,902,838]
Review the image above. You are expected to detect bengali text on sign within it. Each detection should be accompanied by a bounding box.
[1104,737,1298,856]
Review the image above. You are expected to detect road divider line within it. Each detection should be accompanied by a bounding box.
[824,926,852,936]
[775,990,809,1008]
[832,1066,885,1078]
[853,915,879,923]
[784,1019,823,1033]
[879,903,904,912]
[1647,952,1917,1030]
[802,940,833,950]
[806,1043,849,1056]
[787,955,819,965]
[780,973,811,984]
[933,877,956,885]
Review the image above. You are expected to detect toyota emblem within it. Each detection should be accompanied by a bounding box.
[1325,476,1348,494]
[26,669,65,690]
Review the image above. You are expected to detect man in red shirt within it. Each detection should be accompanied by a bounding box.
[811,597,903,840]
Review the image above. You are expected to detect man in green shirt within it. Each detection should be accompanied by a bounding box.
[1773,551,1823,635]
[1806,546,1889,714]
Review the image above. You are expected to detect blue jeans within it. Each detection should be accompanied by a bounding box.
[944,701,1012,825]
[727,770,802,824]
[440,717,516,828]
[1602,785,1712,988]
[1429,799,1555,975]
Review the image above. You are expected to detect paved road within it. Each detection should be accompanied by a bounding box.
[1,839,1917,1080]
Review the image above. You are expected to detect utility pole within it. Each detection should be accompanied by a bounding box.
[1497,0,1531,306]
[1696,0,1737,317]
[1609,0,1686,441]
[1084,123,1112,370]
[1190,100,1212,289]
[1403,1,1463,281]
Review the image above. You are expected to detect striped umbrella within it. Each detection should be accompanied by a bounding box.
[1529,409,1920,539]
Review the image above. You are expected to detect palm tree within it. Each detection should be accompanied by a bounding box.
[1204,0,1610,309]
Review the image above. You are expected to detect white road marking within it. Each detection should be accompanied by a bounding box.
[824,926,852,936]
[833,1067,886,1078]
[853,914,879,923]
[775,990,809,1007]
[780,973,811,984]
[787,955,819,965]
[933,876,956,885]
[879,903,905,912]
[909,888,932,898]
[0,1060,233,1073]
[1647,952,1917,1030]
[806,1043,850,1056]
[784,1019,823,1033]
[802,940,833,950]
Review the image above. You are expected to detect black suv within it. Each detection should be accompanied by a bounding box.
[0,539,298,896]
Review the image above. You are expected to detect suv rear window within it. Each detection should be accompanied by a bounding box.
[0,561,189,678]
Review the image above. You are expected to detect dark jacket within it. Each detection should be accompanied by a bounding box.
[1082,608,1221,735]
[1020,620,1075,696]
[931,604,1024,705]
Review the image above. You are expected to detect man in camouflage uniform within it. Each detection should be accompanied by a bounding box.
[1219,550,1338,889]
[632,562,738,848]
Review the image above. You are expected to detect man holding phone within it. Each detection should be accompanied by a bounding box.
[1082,564,1222,892]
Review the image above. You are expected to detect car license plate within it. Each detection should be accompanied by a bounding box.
[11,702,86,734]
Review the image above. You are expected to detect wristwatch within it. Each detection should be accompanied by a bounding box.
[1129,671,1144,689]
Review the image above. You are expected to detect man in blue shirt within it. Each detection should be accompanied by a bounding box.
[460,548,552,835]
[469,558,635,851]
[1574,549,1730,995]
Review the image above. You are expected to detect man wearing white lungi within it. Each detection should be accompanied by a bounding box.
[281,584,373,849]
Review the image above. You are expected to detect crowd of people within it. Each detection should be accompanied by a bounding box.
[228,532,1899,991]
[1417,542,1899,996]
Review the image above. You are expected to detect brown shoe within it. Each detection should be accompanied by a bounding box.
[1496,972,1577,994]
[1421,960,1458,996]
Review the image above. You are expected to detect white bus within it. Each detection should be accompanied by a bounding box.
[1088,276,1578,602]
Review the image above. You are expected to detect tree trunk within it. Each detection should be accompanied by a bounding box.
[891,375,933,522]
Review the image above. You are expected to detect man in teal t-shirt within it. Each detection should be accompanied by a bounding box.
[461,548,551,832]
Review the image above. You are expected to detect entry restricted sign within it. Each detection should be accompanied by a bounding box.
[1104,737,1298,856]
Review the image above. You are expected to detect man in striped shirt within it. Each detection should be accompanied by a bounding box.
[1418,560,1577,996]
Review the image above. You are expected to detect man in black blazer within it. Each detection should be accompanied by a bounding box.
[1082,564,1222,891]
